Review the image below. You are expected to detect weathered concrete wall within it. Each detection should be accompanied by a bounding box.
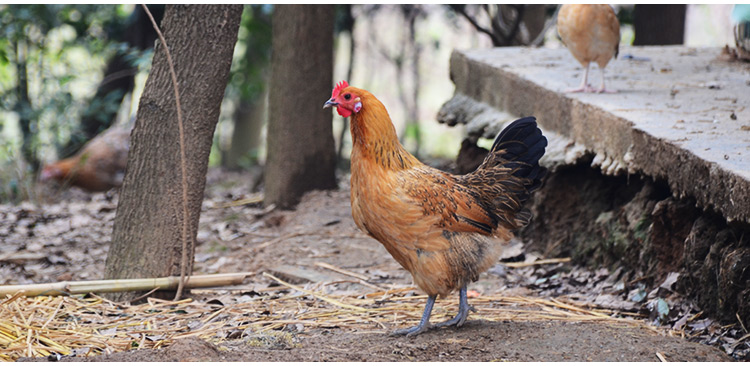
[438,46,750,323]
[518,157,750,324]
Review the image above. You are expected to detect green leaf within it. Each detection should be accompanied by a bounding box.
[58,74,73,86]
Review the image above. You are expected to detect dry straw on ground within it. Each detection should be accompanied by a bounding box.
[0,272,672,361]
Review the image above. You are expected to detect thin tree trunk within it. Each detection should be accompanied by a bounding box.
[226,89,266,169]
[105,4,242,302]
[265,5,337,209]
[516,5,545,45]
[16,40,38,171]
[407,8,421,158]
[224,5,272,170]
[634,5,686,45]
[336,4,355,166]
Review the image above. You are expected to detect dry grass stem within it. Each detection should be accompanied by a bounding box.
[501,257,572,268]
[314,262,370,282]
[216,194,264,208]
[262,272,368,312]
[656,351,667,362]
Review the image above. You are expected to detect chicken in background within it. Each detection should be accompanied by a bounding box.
[324,81,547,336]
[39,126,131,192]
[557,4,620,93]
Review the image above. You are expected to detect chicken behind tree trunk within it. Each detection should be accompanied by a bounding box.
[39,126,131,192]
[324,81,547,336]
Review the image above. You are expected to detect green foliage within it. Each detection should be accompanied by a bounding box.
[0,4,135,202]
[0,5,126,55]
[229,5,272,102]
[616,5,634,26]
[403,122,420,139]
[214,5,272,168]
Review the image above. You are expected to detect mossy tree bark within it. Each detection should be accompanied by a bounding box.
[265,5,337,209]
[104,5,242,302]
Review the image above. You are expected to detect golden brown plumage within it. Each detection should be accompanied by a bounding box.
[39,126,130,192]
[557,4,620,93]
[324,81,547,336]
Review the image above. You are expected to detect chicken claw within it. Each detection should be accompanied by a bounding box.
[434,286,474,328]
[390,295,436,337]
[391,286,476,336]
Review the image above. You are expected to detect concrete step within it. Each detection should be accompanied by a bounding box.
[438,46,750,224]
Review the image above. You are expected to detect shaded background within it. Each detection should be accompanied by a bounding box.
[0,4,738,203]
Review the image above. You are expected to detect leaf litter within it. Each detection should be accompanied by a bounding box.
[0,168,745,361]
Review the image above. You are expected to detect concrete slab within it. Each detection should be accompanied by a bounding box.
[438,46,750,223]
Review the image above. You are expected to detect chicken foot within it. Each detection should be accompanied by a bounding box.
[390,286,474,337]
[567,63,617,93]
[434,286,474,328]
[596,67,617,93]
[390,294,436,337]
[566,63,595,93]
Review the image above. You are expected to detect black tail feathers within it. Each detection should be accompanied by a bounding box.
[490,116,548,192]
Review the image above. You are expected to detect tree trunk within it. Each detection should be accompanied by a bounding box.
[403,5,422,158]
[224,5,272,170]
[516,5,545,45]
[225,89,266,169]
[336,4,355,166]
[16,39,38,171]
[104,4,242,302]
[633,5,686,45]
[265,5,337,209]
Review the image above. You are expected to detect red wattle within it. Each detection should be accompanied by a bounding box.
[337,107,352,118]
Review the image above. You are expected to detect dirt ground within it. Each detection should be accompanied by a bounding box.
[3,169,742,362]
[36,322,726,362]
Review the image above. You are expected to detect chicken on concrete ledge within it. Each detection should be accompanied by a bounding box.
[557,4,621,93]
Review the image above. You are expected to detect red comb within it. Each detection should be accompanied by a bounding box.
[331,80,349,98]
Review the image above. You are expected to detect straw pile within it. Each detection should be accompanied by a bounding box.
[0,273,669,361]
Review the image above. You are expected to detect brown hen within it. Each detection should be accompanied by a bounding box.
[324,81,547,336]
[557,4,620,93]
[39,126,130,192]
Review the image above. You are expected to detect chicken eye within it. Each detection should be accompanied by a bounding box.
[344,93,351,100]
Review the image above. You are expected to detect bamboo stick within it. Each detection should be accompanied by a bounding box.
[0,252,47,263]
[0,272,255,297]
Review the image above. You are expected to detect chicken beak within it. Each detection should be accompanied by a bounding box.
[323,99,338,109]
